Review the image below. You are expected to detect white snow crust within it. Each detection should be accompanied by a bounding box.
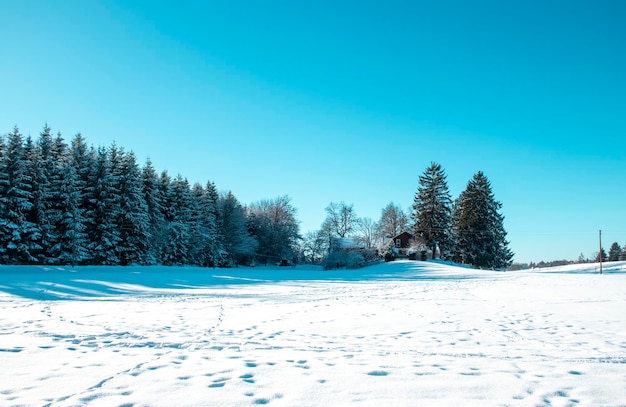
[1,260,625,406]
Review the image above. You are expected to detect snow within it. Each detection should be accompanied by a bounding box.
[1,261,625,406]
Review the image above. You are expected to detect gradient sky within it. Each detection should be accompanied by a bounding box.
[1,0,624,263]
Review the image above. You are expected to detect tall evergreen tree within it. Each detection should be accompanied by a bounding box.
[85,146,121,265]
[115,151,150,265]
[217,191,258,266]
[1,127,39,263]
[452,171,513,269]
[53,152,88,265]
[160,175,193,265]
[141,159,164,265]
[43,132,72,264]
[411,162,454,259]
[30,125,58,262]
[0,136,7,258]
[187,182,219,267]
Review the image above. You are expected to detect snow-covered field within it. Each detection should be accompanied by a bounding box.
[1,261,625,406]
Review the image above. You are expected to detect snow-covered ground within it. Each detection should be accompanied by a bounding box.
[1,261,625,406]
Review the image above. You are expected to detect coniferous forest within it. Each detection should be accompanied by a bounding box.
[0,126,299,267]
[0,125,518,269]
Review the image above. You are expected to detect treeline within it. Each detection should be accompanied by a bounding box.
[0,126,299,266]
[1,125,515,270]
[510,242,626,270]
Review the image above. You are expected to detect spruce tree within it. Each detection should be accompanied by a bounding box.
[115,151,150,265]
[217,191,258,266]
[31,125,58,262]
[44,132,72,263]
[0,135,7,262]
[54,153,88,265]
[411,162,453,259]
[160,175,193,265]
[141,159,164,265]
[85,146,121,265]
[1,128,38,263]
[452,171,513,269]
[188,182,219,267]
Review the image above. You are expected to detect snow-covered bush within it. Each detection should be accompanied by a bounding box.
[323,250,365,270]
[378,240,398,262]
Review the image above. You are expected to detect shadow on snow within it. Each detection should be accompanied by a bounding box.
[0,261,495,301]
[1,260,622,301]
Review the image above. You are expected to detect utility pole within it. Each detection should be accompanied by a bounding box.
[599,229,603,275]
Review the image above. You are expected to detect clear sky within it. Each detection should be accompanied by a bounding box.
[1,0,624,263]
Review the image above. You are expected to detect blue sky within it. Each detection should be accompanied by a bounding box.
[1,0,624,263]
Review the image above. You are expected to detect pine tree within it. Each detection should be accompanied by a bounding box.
[44,132,72,264]
[114,151,150,265]
[0,135,7,262]
[85,146,121,265]
[205,181,223,265]
[30,125,58,262]
[217,191,258,266]
[141,159,164,265]
[411,162,454,259]
[452,171,513,269]
[160,175,193,265]
[1,127,39,263]
[185,182,219,266]
[54,153,88,265]
[607,242,622,262]
[155,171,173,264]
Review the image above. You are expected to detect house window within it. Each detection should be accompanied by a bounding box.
[395,239,401,247]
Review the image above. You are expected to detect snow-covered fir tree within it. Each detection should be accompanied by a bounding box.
[29,125,59,262]
[53,150,89,265]
[160,174,193,265]
[140,159,164,265]
[452,171,513,269]
[115,151,150,265]
[217,191,258,266]
[44,132,74,263]
[85,146,121,265]
[0,135,7,261]
[411,162,454,259]
[187,182,219,267]
[1,128,39,263]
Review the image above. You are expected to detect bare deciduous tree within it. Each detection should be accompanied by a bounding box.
[377,202,408,239]
[324,201,357,238]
